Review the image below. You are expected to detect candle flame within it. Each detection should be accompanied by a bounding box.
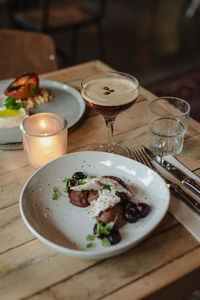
[40,120,47,129]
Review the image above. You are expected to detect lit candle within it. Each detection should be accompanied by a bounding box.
[20,113,68,168]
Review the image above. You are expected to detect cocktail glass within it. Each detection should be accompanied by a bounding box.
[81,71,139,157]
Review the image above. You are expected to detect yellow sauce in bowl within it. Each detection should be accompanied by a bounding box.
[0,109,22,118]
[0,107,28,128]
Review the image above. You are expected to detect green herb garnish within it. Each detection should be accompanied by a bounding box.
[62,177,86,186]
[103,184,111,191]
[63,177,86,193]
[96,221,113,236]
[63,178,71,193]
[64,187,69,193]
[86,235,95,241]
[75,178,86,186]
[100,226,110,235]
[52,187,59,200]
[105,221,115,231]
[96,222,103,236]
[86,220,118,248]
[62,177,70,183]
[30,84,36,97]
[5,97,24,110]
[115,191,120,197]
[101,238,111,247]
[86,235,95,248]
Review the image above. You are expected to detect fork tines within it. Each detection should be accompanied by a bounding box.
[132,148,155,171]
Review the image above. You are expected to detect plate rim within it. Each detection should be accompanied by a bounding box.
[0,78,86,147]
[39,79,86,129]
[0,78,86,130]
[19,151,170,259]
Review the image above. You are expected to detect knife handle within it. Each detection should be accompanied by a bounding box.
[183,178,200,197]
[170,183,200,216]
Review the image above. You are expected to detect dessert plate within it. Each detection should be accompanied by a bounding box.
[19,151,170,260]
[0,79,86,145]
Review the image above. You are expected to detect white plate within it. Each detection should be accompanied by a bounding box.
[19,151,170,260]
[0,79,86,145]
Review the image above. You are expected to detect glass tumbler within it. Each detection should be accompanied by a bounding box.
[148,97,190,156]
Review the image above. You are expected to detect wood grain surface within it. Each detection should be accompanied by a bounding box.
[0,60,200,300]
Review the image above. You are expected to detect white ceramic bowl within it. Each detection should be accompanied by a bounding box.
[19,151,170,260]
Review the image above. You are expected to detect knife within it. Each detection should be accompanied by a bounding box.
[144,147,200,198]
[166,179,200,216]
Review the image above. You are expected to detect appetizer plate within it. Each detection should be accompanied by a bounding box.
[0,79,86,145]
[19,151,170,260]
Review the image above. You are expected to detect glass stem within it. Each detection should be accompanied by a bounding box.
[104,116,116,152]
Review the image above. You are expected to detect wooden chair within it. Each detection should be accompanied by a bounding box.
[0,29,58,80]
[8,0,107,65]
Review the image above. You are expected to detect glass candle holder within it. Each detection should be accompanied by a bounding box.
[20,113,68,168]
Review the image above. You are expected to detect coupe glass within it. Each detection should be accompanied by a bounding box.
[81,71,139,157]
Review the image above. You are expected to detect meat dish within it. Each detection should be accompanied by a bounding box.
[63,171,151,247]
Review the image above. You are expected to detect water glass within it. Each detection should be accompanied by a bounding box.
[148,97,190,156]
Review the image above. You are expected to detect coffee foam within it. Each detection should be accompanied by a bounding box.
[81,78,138,106]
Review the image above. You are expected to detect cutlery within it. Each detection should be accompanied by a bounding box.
[144,147,200,198]
[132,148,200,216]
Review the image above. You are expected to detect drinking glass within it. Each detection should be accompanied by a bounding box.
[81,71,139,157]
[148,97,190,156]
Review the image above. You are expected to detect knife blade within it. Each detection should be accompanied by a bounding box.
[166,179,200,216]
[144,147,200,198]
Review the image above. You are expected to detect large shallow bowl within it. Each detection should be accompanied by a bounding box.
[19,151,170,260]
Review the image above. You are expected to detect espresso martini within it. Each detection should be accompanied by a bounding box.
[81,71,139,157]
[81,77,139,117]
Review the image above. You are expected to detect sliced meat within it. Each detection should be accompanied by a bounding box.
[96,203,126,228]
[88,190,98,204]
[69,190,89,207]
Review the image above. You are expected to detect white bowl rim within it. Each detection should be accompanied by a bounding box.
[19,151,170,259]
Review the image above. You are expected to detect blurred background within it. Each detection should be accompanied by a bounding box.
[0,2,199,298]
[0,0,200,121]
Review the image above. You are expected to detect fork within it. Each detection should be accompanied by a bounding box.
[132,148,200,216]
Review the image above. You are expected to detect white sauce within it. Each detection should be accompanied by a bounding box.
[71,177,132,217]
[0,107,28,128]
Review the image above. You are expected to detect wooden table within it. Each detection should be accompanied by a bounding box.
[1,60,200,300]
